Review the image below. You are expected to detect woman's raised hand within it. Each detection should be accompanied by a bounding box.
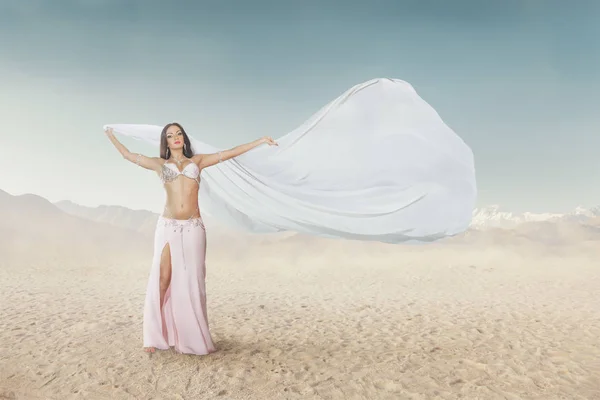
[261,136,278,146]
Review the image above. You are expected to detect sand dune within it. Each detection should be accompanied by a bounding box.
[1,190,599,399]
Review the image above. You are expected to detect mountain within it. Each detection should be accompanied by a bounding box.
[2,188,599,264]
[470,205,600,229]
[51,198,600,245]
[0,190,152,265]
[51,198,297,258]
[51,198,600,251]
[55,200,160,237]
[52,199,260,239]
[564,206,600,222]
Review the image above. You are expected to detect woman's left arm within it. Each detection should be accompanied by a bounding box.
[194,136,278,169]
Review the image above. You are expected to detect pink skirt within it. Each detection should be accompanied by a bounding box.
[142,216,217,355]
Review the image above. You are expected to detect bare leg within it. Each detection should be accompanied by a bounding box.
[158,243,172,311]
[145,243,172,353]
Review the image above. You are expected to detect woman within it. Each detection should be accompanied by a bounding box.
[105,122,277,355]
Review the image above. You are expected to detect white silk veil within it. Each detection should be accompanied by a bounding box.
[104,78,477,244]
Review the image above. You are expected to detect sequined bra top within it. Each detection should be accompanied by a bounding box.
[160,162,201,185]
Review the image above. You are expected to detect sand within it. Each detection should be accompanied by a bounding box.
[2,237,599,400]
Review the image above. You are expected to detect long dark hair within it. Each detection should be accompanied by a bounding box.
[160,122,194,159]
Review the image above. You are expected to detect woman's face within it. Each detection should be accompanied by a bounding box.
[166,125,184,151]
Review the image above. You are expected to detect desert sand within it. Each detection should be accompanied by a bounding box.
[1,190,599,399]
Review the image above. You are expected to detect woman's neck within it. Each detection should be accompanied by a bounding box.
[170,150,185,159]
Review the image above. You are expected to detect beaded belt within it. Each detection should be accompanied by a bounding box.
[159,217,205,231]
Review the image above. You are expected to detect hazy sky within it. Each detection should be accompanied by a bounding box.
[1,0,599,213]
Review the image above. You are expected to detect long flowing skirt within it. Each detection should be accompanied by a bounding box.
[142,216,216,355]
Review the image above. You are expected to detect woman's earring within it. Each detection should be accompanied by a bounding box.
[184,142,187,151]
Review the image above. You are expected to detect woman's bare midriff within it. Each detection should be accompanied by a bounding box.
[161,178,201,220]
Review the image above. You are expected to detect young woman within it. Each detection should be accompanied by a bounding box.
[105,122,277,355]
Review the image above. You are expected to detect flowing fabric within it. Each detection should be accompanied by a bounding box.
[104,78,477,244]
[143,216,216,355]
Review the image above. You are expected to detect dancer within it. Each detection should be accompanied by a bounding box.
[105,123,277,354]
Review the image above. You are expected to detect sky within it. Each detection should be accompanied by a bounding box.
[1,0,599,214]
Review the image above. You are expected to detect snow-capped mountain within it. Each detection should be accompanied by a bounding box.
[566,206,600,222]
[471,205,600,229]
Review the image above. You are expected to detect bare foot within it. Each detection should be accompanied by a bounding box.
[144,347,156,353]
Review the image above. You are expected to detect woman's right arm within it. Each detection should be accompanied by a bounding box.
[104,127,162,171]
